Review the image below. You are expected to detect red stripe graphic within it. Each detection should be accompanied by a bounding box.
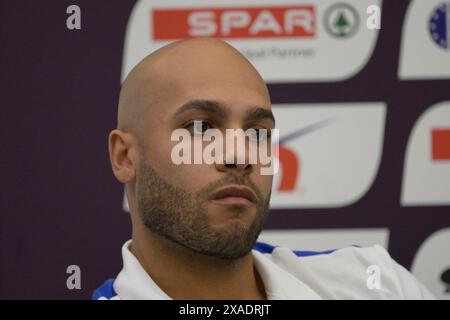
[432,128,450,160]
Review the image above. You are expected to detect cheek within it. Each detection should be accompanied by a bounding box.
[144,132,210,191]
[255,173,273,195]
[175,164,210,191]
[142,130,177,181]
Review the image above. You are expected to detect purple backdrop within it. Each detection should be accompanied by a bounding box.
[0,0,449,299]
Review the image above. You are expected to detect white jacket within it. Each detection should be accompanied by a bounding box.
[92,240,435,300]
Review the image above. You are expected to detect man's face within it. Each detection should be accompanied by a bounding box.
[134,55,274,259]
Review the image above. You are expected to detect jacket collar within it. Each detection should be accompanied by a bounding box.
[114,240,322,300]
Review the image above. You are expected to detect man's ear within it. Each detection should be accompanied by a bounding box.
[108,129,138,183]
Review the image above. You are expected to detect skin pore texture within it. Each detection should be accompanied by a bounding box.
[108,38,275,300]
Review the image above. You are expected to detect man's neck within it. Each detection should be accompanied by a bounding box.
[130,228,267,300]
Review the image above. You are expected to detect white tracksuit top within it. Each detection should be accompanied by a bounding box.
[92,240,435,300]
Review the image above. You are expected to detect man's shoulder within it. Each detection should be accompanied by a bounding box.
[253,241,434,299]
[253,241,393,279]
[92,278,120,300]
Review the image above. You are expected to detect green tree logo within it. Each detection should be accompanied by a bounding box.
[324,3,360,38]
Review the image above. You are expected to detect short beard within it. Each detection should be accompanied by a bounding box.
[135,157,271,260]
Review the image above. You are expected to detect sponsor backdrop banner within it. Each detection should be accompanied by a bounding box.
[0,0,449,299]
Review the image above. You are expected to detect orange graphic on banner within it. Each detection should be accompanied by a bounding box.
[278,145,300,191]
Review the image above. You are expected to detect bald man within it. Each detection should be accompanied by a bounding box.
[93,38,435,300]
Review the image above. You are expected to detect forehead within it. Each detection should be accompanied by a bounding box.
[150,68,270,120]
[139,42,271,123]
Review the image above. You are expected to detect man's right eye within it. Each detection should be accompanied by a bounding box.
[184,120,213,135]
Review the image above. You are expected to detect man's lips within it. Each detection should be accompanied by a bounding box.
[209,185,257,206]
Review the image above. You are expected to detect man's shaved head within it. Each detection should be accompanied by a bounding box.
[117,38,270,145]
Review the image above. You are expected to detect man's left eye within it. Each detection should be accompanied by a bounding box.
[248,128,271,141]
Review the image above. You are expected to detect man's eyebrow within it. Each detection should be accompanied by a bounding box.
[172,99,230,119]
[245,106,275,125]
[172,99,275,125]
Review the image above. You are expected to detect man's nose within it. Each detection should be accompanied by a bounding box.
[214,133,253,174]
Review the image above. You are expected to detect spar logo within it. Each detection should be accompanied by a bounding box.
[152,6,316,40]
[123,0,381,83]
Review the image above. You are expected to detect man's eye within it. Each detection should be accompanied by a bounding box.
[185,120,213,135]
[248,128,272,142]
